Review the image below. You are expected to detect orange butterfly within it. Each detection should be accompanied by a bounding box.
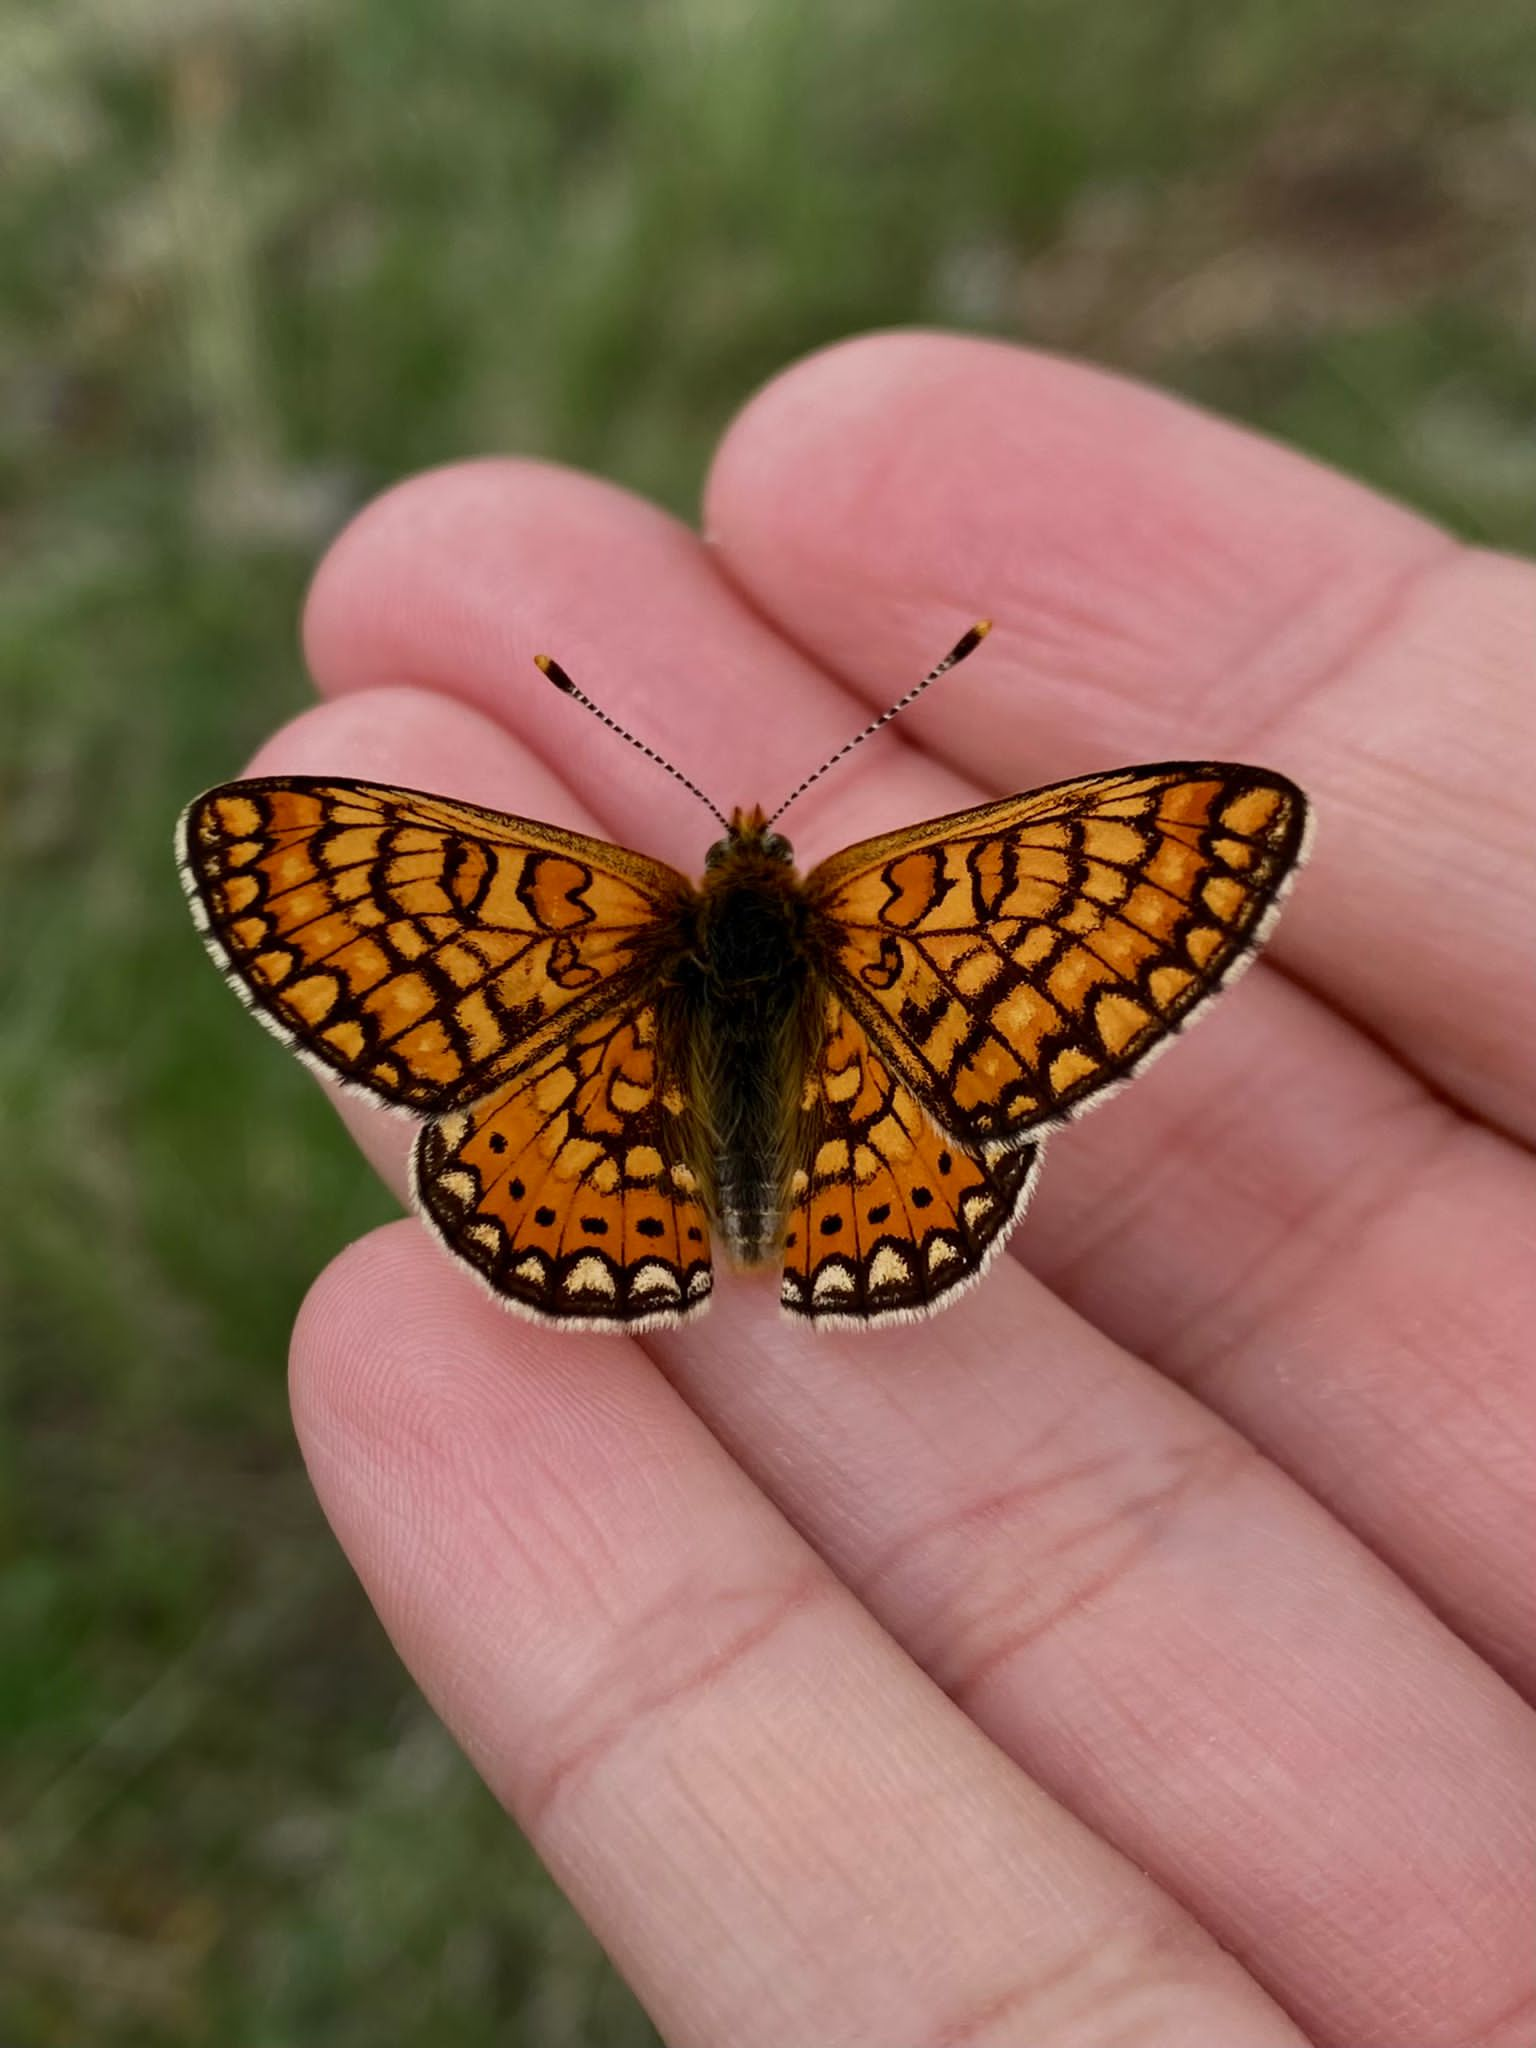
[178,625,1310,1331]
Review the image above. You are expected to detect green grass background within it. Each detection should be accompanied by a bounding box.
[3,1,1533,2039]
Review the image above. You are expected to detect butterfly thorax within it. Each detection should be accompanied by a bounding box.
[684,809,819,1268]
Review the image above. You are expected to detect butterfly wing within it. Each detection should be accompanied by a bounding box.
[780,996,1041,1327]
[413,996,712,1330]
[179,777,690,1112]
[806,763,1309,1152]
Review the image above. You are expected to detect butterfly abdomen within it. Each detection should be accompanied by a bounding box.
[686,847,816,1269]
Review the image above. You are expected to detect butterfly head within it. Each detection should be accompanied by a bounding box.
[704,805,794,872]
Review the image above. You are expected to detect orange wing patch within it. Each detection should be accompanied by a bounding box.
[781,998,1041,1327]
[413,1000,712,1331]
[179,778,688,1112]
[808,764,1308,1150]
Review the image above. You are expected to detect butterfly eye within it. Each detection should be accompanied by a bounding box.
[761,832,793,863]
[704,837,730,869]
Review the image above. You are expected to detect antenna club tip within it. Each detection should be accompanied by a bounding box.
[535,653,577,695]
[974,618,992,637]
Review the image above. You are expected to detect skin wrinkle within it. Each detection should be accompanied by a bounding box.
[521,1563,829,1829]
[1224,536,1462,754]
[858,1449,1128,1603]
[1031,1005,1344,1308]
[1178,1137,1525,1490]
[1377,1180,1534,1450]
[294,1259,691,1633]
[997,527,1439,743]
[470,1415,654,1624]
[1056,1007,1440,1294]
[1332,731,1536,855]
[1273,936,1532,1158]
[1149,1088,1463,1392]
[1475,1979,1536,2048]
[641,1764,863,2047]
[924,1913,1227,2048]
[930,1436,1252,1710]
[657,1724,1013,2031]
[647,1720,1271,2048]
[924,1947,1123,2048]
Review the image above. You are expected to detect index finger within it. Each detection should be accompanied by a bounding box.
[705,333,1536,1143]
[293,1224,1310,2048]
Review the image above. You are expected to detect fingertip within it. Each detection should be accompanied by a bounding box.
[288,1219,463,1473]
[288,1220,658,1598]
[705,330,1139,579]
[288,1215,665,1511]
[301,458,551,696]
[299,456,698,707]
[703,326,1436,668]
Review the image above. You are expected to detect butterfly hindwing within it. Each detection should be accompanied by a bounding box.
[781,996,1042,1327]
[413,998,713,1330]
[807,763,1309,1152]
[179,777,689,1113]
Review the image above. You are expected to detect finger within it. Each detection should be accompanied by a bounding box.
[643,1282,1536,2048]
[704,333,1536,1144]
[252,681,1536,2042]
[282,480,1536,1693]
[292,1223,1308,2048]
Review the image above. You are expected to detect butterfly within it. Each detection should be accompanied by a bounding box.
[178,624,1310,1332]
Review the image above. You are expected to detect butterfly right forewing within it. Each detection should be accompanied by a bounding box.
[807,763,1309,1153]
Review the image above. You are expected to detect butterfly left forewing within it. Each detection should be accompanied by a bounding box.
[414,996,713,1330]
[179,777,689,1113]
[781,995,1042,1326]
[807,763,1309,1152]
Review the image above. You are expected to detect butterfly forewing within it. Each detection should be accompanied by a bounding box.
[781,996,1043,1326]
[806,764,1308,1152]
[179,778,690,1112]
[414,998,712,1330]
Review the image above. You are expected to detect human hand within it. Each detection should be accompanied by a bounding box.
[246,336,1536,2046]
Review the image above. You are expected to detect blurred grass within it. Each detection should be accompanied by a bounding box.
[2,0,1534,2039]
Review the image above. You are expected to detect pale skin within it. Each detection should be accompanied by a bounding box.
[244,335,1536,2047]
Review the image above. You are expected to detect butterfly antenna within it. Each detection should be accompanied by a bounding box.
[765,620,992,828]
[534,654,730,830]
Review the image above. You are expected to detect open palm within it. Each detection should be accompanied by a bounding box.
[244,336,1535,2047]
